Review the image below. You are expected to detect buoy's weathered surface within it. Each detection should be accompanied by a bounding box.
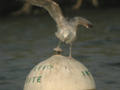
[24,55,96,90]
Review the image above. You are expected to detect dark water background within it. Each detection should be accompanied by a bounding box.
[0,8,120,90]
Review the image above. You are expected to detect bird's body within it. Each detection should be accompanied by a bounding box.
[29,0,92,57]
[55,20,77,44]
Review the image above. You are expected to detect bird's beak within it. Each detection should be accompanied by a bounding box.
[85,23,93,29]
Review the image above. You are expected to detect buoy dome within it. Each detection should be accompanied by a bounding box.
[24,55,96,90]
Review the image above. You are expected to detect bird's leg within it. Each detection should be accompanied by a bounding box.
[92,0,99,7]
[69,43,72,58]
[57,41,61,48]
[72,0,83,10]
[54,41,62,53]
[12,1,32,16]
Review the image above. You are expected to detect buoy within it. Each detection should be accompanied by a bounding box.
[24,55,96,90]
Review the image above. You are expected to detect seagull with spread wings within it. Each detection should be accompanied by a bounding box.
[29,0,93,58]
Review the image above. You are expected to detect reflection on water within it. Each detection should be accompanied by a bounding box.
[0,9,120,90]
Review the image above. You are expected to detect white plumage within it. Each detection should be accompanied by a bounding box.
[29,0,93,57]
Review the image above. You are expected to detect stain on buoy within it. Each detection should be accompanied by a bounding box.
[24,55,96,90]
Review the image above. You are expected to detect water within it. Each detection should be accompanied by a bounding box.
[0,8,120,90]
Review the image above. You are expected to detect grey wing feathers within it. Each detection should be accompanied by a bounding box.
[30,0,65,25]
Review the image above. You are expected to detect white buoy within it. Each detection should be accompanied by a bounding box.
[24,55,96,90]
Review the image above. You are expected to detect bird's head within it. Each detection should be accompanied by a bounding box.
[72,17,93,29]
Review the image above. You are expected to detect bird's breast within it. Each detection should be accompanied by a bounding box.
[55,29,76,44]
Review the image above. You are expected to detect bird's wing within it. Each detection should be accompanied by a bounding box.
[29,0,65,25]
[72,17,93,28]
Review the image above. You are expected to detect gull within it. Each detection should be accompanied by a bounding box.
[29,0,93,57]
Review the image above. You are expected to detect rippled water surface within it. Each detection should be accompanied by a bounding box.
[0,8,120,90]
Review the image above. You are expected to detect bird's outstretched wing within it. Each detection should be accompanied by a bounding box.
[29,0,65,25]
[72,17,93,28]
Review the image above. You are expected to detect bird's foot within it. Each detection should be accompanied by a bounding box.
[72,5,80,10]
[53,47,62,55]
[68,55,73,59]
